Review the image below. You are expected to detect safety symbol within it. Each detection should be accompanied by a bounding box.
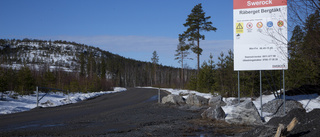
[256,22,263,28]
[246,22,253,29]
[267,21,273,27]
[236,22,244,33]
[236,34,241,39]
[277,20,284,27]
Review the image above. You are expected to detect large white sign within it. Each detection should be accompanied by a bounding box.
[233,0,288,71]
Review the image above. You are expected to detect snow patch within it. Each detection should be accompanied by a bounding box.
[0,87,126,115]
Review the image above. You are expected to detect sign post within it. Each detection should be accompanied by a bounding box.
[233,0,288,117]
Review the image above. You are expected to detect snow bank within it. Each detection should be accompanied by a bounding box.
[0,87,126,115]
[161,88,213,99]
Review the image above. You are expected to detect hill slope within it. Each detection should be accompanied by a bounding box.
[0,39,195,92]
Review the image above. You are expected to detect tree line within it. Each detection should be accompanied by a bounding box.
[0,39,196,95]
[1,1,318,97]
[175,2,319,98]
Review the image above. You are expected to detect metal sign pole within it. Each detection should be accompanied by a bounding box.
[283,69,286,115]
[238,71,240,104]
[158,88,160,103]
[36,86,39,107]
[260,70,263,117]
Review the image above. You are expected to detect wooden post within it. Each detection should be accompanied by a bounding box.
[274,117,298,137]
[286,117,298,132]
[274,124,284,137]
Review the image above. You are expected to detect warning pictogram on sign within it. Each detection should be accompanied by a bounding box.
[257,22,263,28]
[246,22,253,29]
[277,20,284,27]
[236,22,244,33]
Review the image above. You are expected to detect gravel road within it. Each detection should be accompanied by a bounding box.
[0,88,251,136]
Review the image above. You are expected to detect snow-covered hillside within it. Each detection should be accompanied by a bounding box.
[0,39,106,72]
[0,39,185,88]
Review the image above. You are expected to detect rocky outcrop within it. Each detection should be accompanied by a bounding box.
[161,94,185,105]
[208,95,226,107]
[186,94,208,107]
[225,100,262,125]
[201,106,225,120]
[262,99,304,116]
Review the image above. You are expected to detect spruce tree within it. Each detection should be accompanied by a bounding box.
[79,53,86,77]
[101,57,107,80]
[0,68,8,98]
[287,25,307,88]
[17,67,35,95]
[151,51,159,85]
[198,54,215,93]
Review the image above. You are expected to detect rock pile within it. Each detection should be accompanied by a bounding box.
[225,100,263,125]
[208,95,226,107]
[262,99,303,116]
[162,94,227,120]
[161,94,185,105]
[201,106,225,120]
[186,94,208,107]
[161,93,306,126]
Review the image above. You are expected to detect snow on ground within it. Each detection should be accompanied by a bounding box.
[154,87,320,122]
[2,86,320,123]
[160,88,214,99]
[0,87,126,115]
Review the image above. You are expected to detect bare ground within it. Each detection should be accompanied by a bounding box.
[0,88,253,137]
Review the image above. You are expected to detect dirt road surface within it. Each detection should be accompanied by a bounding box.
[0,88,251,136]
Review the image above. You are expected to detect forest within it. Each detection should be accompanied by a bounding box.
[0,1,319,98]
[178,1,320,98]
[186,9,319,97]
[0,38,196,95]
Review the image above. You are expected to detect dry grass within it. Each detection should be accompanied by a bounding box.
[188,118,254,135]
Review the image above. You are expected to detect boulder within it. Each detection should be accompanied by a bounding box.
[225,100,263,125]
[161,94,185,105]
[178,92,189,96]
[262,99,304,116]
[201,106,225,120]
[229,98,247,106]
[186,94,208,107]
[208,95,226,107]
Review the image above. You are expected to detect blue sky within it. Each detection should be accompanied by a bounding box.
[0,0,234,68]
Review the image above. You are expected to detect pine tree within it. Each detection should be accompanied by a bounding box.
[181,3,217,71]
[175,38,192,88]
